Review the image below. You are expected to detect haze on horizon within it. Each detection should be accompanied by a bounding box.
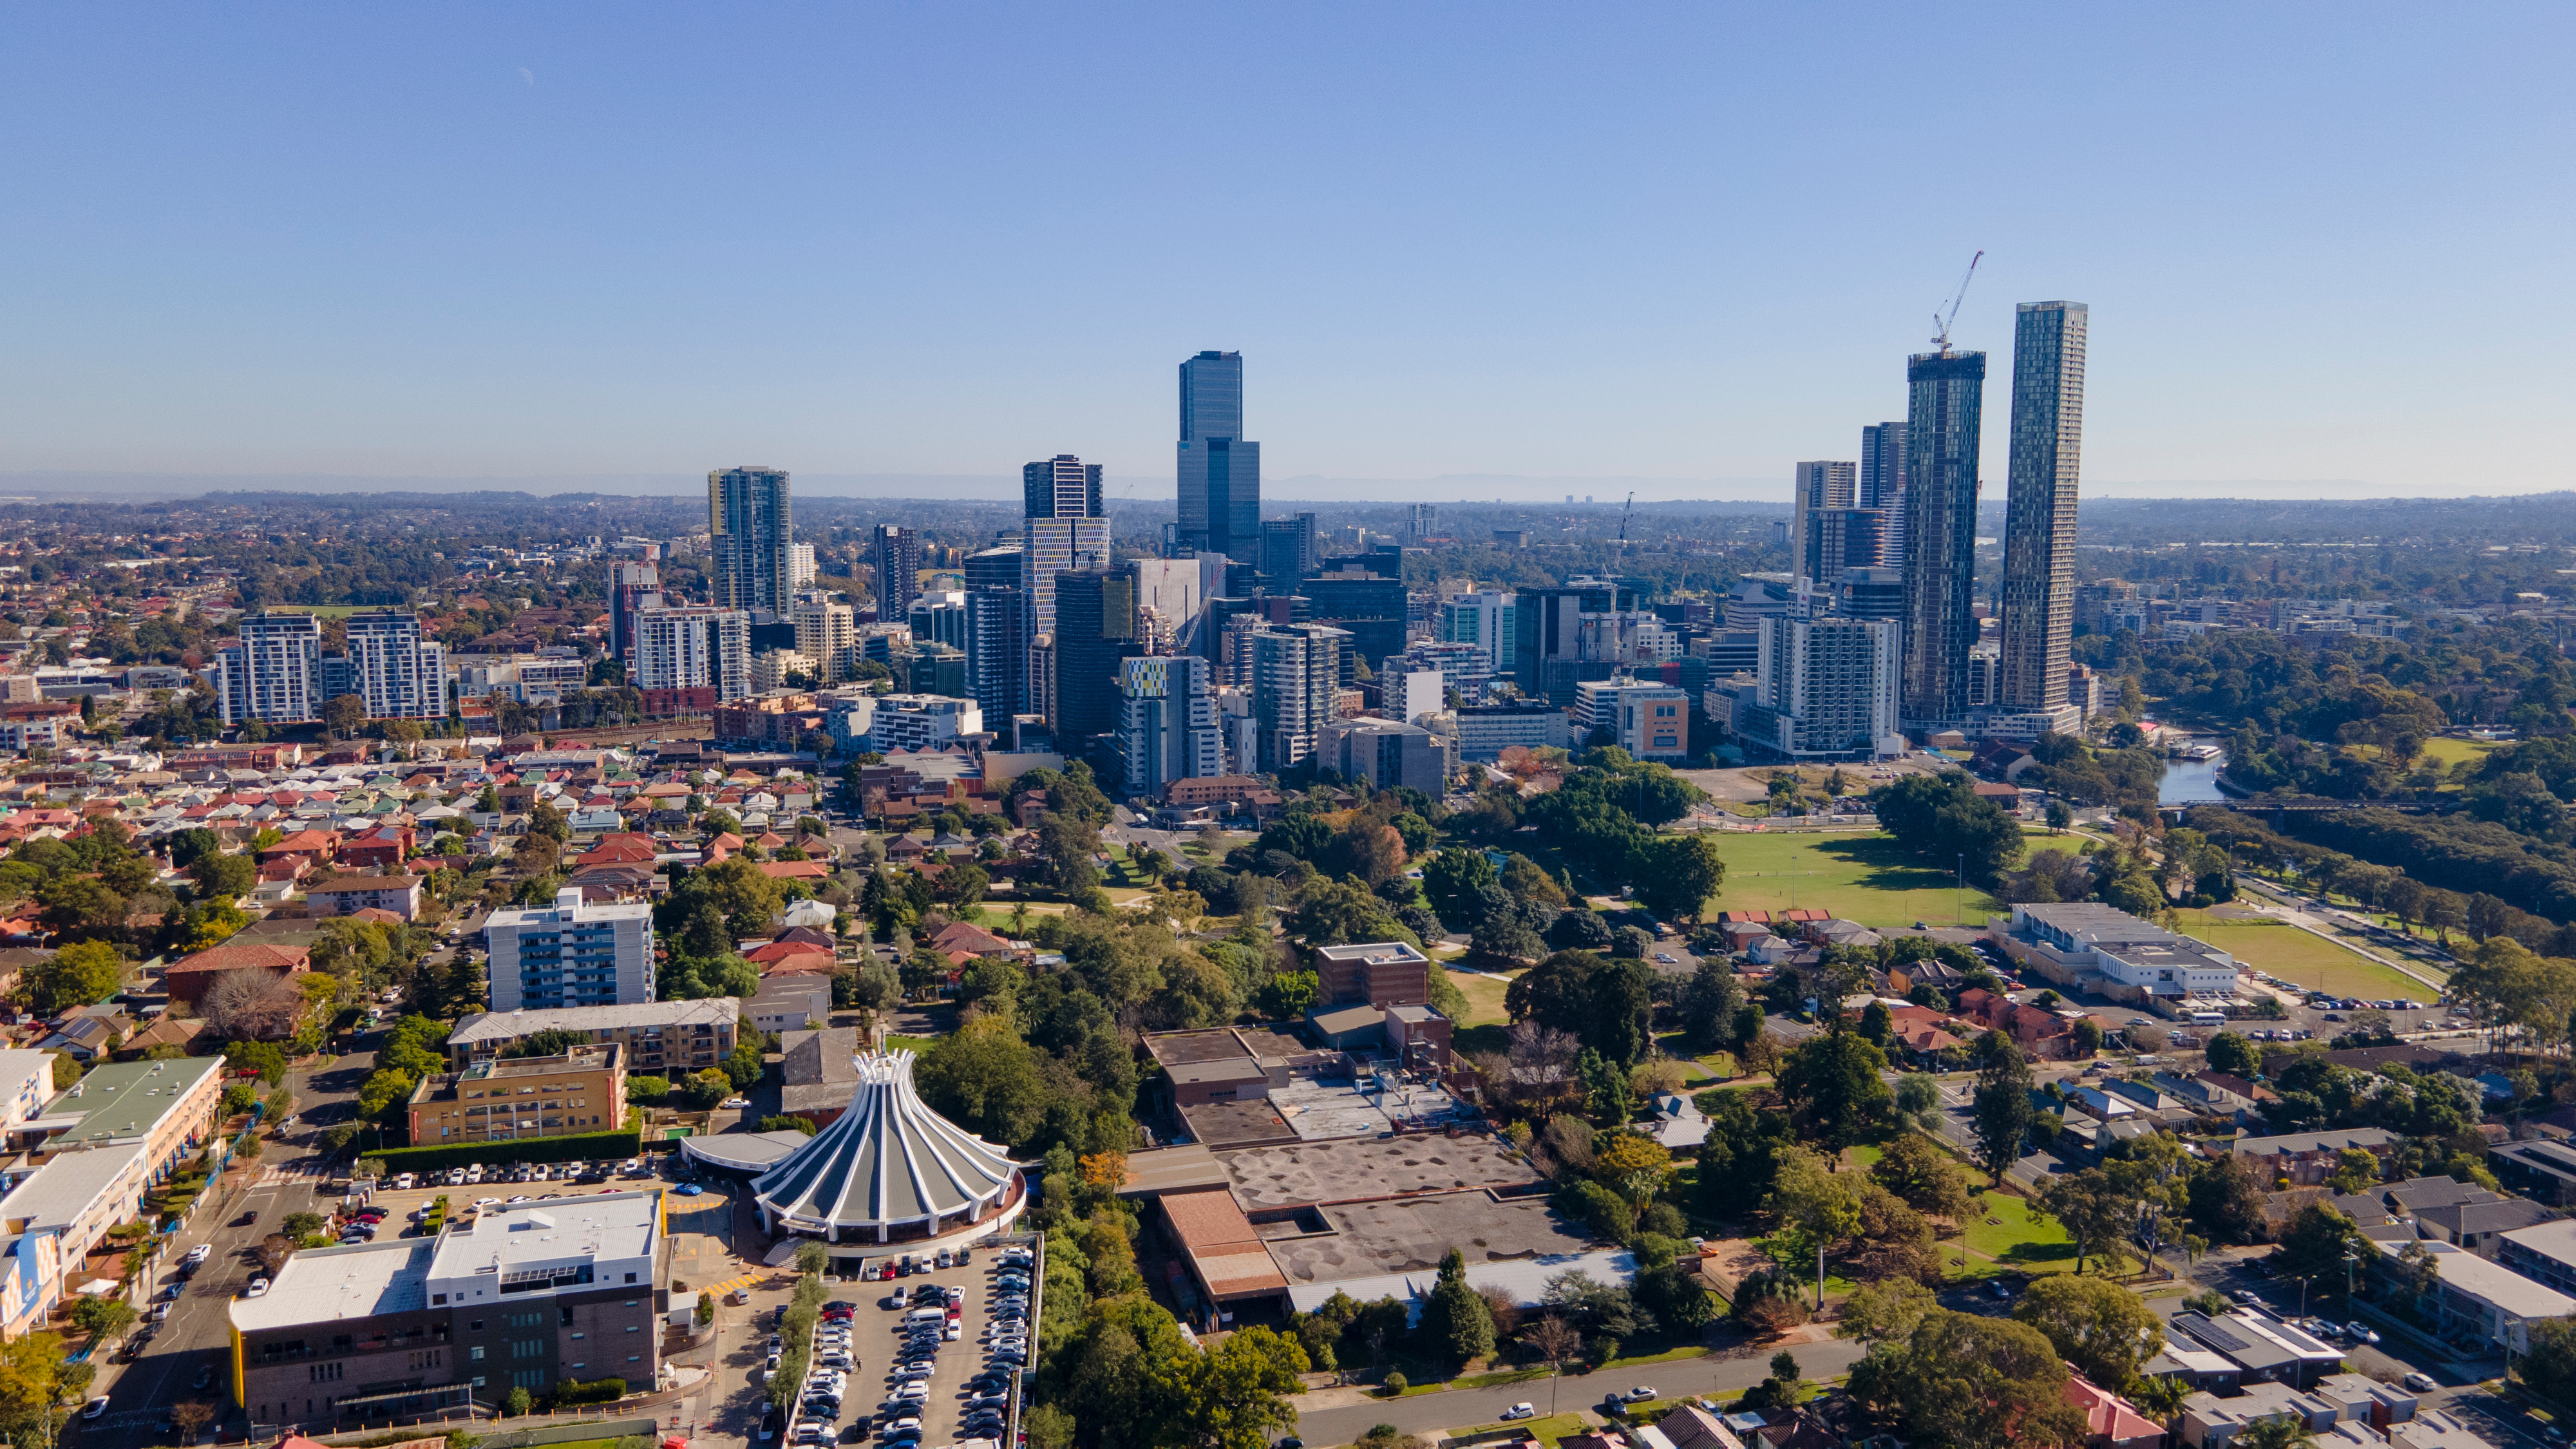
[4,5,2569,499]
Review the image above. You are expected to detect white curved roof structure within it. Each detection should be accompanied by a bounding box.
[750,1049,1021,1242]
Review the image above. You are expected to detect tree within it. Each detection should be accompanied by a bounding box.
[1635,833,1727,924]
[2235,1417,2319,1449]
[1970,1030,2035,1184]
[2522,1316,2576,1409]
[1767,1146,1860,1307]
[1421,848,1500,931]
[1870,1132,1971,1224]
[1835,1278,1938,1343]
[323,693,366,739]
[1843,1309,2090,1449]
[2011,1275,2164,1390]
[1775,1032,1893,1150]
[204,969,308,1041]
[1419,1248,1497,1367]
[166,828,222,872]
[1520,1316,1582,1414]
[1870,771,2025,886]
[30,941,123,1015]
[2205,1030,2259,1076]
[2275,1203,2362,1287]
[1506,950,1655,1067]
[2034,1168,2139,1276]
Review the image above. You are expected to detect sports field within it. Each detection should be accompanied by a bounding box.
[1703,829,2002,928]
[2168,909,2432,1000]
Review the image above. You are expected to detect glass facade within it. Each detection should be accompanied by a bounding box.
[1177,350,1261,562]
[1900,350,1985,726]
[1998,301,2089,712]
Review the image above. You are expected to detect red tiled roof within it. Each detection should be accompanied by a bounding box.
[167,942,310,976]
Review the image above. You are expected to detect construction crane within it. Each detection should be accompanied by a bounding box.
[1617,491,1634,553]
[1930,249,1984,353]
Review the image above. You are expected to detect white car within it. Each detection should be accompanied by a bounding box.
[1625,1386,1658,1403]
[723,1097,751,1109]
[1501,1405,1537,1422]
[245,1278,271,1298]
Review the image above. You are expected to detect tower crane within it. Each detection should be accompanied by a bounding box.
[1930,249,1984,354]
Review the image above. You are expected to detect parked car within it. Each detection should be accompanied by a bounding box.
[1501,1405,1537,1421]
[1625,1387,1658,1403]
[2405,1373,2438,1392]
[80,1397,109,1421]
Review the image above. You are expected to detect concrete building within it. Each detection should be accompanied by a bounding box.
[1318,717,1452,793]
[305,874,424,920]
[406,1044,627,1146]
[229,1191,665,1427]
[710,465,793,616]
[216,612,325,726]
[1316,940,1432,1007]
[1900,348,1986,727]
[1176,351,1260,562]
[1451,700,1571,760]
[1788,460,1857,587]
[630,603,752,712]
[1022,515,1112,717]
[2003,901,2242,1002]
[1132,554,1224,656]
[1998,300,2088,714]
[872,524,923,621]
[1118,655,1222,800]
[1741,614,1900,760]
[609,560,658,661]
[1023,453,1104,520]
[1512,578,1641,707]
[1861,420,1907,567]
[858,694,983,753]
[793,598,858,683]
[1251,623,1350,773]
[481,886,658,1012]
[444,999,741,1075]
[1572,679,1690,761]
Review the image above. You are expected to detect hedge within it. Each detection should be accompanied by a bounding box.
[551,1378,627,1406]
[359,1126,643,1176]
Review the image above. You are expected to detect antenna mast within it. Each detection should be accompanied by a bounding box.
[1618,491,1634,553]
[1931,249,1984,353]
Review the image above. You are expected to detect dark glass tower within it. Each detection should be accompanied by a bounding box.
[1052,570,1143,743]
[1899,352,1985,726]
[1023,456,1104,519]
[1998,301,2088,713]
[872,524,923,621]
[1176,350,1260,562]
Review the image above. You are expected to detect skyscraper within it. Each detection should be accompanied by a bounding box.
[1406,502,1439,540]
[609,561,659,661]
[708,466,793,617]
[1176,350,1261,562]
[1117,655,1222,797]
[632,602,753,713]
[1804,507,1886,590]
[345,612,448,721]
[1052,570,1142,744]
[1258,513,1317,585]
[1998,301,2090,715]
[1022,516,1112,719]
[1860,421,1907,541]
[1023,455,1104,520]
[1899,352,1985,726]
[963,585,1027,726]
[792,598,858,683]
[1756,614,1900,758]
[1789,461,1857,587]
[872,524,923,621]
[1251,623,1349,773]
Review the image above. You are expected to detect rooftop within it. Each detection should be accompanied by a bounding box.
[427,1189,662,1294]
[449,998,743,1046]
[459,1045,618,1080]
[1218,1132,1541,1212]
[1260,1188,1600,1285]
[229,1238,437,1332]
[2407,1239,2576,1319]
[1314,941,1431,967]
[0,1141,150,1233]
[33,1057,222,1146]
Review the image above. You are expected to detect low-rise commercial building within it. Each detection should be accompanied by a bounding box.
[229,1191,665,1428]
[2000,901,2242,1003]
[1316,717,1451,793]
[1450,701,1570,761]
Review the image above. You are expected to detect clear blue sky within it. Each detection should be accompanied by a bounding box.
[5,5,2570,498]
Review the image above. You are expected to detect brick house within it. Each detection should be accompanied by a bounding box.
[163,942,312,1009]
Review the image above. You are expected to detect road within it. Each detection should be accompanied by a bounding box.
[77,1037,376,1446]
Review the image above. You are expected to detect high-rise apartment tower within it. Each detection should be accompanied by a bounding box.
[1023,456,1104,520]
[708,466,793,617]
[1899,352,1985,726]
[1998,301,2089,714]
[1176,351,1261,562]
[873,524,923,620]
[1789,461,1857,588]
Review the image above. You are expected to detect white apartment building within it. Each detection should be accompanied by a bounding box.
[455,655,589,704]
[1450,701,1570,760]
[631,602,752,705]
[483,886,658,1011]
[861,694,984,753]
[1747,614,1901,759]
[2007,902,2242,1000]
[793,598,858,683]
[1252,623,1349,773]
[1572,679,1691,761]
[216,613,323,726]
[1117,655,1222,799]
[344,612,448,721]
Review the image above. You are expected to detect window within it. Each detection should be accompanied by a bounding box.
[561,1307,577,1327]
[469,1346,485,1361]
[626,1325,639,1333]
[308,1363,343,1382]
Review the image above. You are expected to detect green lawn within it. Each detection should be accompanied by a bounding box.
[1439,1414,1589,1448]
[1960,1189,2075,1271]
[2168,910,2432,999]
[886,1034,940,1055]
[1444,969,1513,1028]
[1704,830,2002,928]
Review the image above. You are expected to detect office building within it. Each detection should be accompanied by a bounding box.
[1258,513,1318,585]
[873,525,923,620]
[608,561,659,661]
[346,612,448,721]
[1117,654,1222,799]
[1393,668,1446,724]
[1511,578,1639,707]
[906,646,968,699]
[1450,701,1571,761]
[1251,623,1350,773]
[1748,614,1900,759]
[1176,350,1261,561]
[708,466,793,617]
[1790,460,1858,587]
[1571,679,1691,761]
[1861,421,1907,566]
[1132,554,1225,656]
[792,598,858,683]
[1437,591,1517,676]
[215,613,323,726]
[1303,568,1408,670]
[907,591,968,651]
[962,542,1022,592]
[1804,507,1886,589]
[482,886,657,1012]
[1320,717,1453,793]
[407,1043,628,1146]
[1999,300,2090,716]
[1900,349,1986,726]
[630,603,752,713]
[1022,516,1112,717]
[963,585,1027,724]
[1024,455,1104,520]
[229,1192,665,1428]
[1053,570,1142,743]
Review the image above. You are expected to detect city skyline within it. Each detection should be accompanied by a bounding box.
[6,8,2567,498]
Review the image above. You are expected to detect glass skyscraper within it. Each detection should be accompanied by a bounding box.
[708,465,793,618]
[1899,352,1985,726]
[1998,301,2089,714]
[1860,421,1907,569]
[1176,350,1260,562]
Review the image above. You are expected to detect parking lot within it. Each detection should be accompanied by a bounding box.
[784,1242,1031,1449]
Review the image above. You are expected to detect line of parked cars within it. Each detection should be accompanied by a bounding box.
[389,1157,655,1192]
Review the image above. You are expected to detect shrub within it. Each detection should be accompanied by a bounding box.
[358,1126,643,1175]
[551,1378,626,1406]
[1381,1372,1407,1396]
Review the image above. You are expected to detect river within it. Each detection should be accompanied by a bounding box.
[2158,743,2230,804]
